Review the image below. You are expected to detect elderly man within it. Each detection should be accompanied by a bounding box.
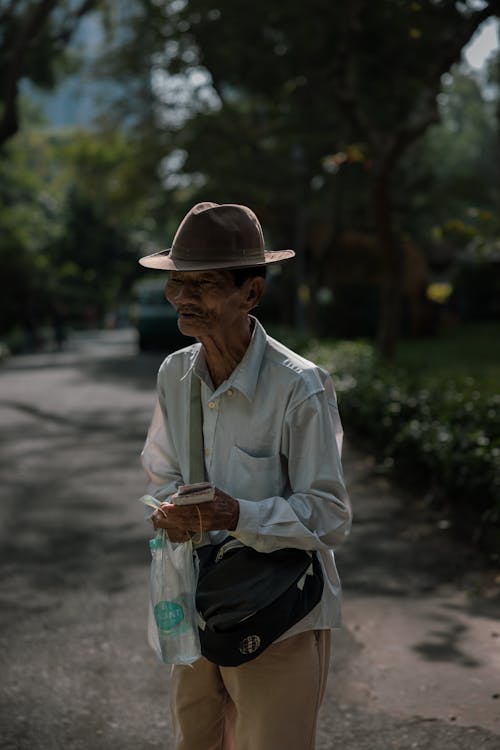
[140,202,351,750]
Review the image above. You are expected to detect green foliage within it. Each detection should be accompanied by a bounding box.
[0,126,153,340]
[2,1,500,350]
[48,187,137,321]
[452,259,500,322]
[99,0,500,352]
[0,131,66,334]
[105,0,499,202]
[302,330,500,554]
[0,0,103,146]
[398,71,500,243]
[391,323,500,393]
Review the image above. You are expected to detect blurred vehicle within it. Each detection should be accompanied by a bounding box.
[131,278,192,352]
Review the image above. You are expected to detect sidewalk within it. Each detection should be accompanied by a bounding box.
[319,440,500,747]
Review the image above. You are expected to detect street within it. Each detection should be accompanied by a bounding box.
[1,329,499,750]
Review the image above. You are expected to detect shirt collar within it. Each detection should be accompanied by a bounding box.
[227,316,267,401]
[182,316,267,402]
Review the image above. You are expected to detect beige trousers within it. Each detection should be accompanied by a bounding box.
[170,629,331,750]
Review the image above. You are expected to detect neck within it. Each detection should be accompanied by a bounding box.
[199,317,253,389]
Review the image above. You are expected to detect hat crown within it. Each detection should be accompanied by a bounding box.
[172,203,265,264]
[138,200,294,271]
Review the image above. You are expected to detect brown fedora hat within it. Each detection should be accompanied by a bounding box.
[139,202,295,271]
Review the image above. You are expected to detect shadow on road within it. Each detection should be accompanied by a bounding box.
[412,614,482,667]
[338,444,500,658]
[2,329,500,746]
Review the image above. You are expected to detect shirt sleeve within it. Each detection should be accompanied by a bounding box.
[232,382,352,553]
[141,397,183,503]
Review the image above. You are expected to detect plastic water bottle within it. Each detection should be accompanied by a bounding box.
[149,534,201,665]
[154,592,201,664]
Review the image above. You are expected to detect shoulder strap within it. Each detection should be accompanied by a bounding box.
[189,373,207,484]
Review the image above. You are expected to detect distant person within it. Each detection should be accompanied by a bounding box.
[51,302,67,351]
[140,202,351,750]
[22,301,42,352]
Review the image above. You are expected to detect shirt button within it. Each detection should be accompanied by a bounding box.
[205,448,210,456]
[208,401,216,409]
[227,389,233,397]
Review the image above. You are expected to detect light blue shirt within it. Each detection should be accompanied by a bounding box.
[141,317,352,635]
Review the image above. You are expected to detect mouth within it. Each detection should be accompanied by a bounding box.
[178,308,203,320]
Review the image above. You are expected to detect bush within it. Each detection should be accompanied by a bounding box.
[304,340,500,556]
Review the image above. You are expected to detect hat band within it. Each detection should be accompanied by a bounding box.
[172,244,265,264]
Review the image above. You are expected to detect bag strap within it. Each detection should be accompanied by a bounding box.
[189,373,207,484]
[189,373,209,546]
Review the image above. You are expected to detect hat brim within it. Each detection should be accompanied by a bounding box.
[138,249,295,271]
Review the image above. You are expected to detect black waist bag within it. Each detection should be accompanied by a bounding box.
[195,537,324,667]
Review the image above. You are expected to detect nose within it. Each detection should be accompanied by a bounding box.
[171,283,184,301]
[166,278,198,305]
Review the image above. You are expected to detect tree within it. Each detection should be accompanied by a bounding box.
[0,126,65,337]
[0,0,99,148]
[0,124,150,341]
[96,1,500,353]
[398,68,499,244]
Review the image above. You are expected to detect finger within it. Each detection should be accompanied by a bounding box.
[152,506,191,532]
[167,503,212,527]
[152,509,169,530]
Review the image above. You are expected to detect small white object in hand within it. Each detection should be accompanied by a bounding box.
[139,494,163,510]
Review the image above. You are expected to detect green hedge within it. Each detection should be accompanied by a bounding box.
[304,340,500,557]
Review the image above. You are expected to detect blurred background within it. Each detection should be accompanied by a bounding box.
[1,1,499,551]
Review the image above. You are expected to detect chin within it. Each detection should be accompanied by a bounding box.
[178,316,204,337]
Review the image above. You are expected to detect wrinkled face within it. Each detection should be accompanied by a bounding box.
[165,270,250,339]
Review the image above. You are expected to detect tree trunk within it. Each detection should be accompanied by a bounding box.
[0,0,96,149]
[373,172,403,359]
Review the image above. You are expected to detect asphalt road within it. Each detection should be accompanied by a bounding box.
[1,329,499,750]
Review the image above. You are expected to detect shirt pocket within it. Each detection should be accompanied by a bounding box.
[226,445,283,501]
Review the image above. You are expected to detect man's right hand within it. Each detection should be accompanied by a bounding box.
[152,504,193,543]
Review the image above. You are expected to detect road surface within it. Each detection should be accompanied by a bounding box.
[1,329,499,749]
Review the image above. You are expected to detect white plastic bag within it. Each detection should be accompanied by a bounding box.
[148,530,201,665]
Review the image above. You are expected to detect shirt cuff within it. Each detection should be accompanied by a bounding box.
[233,498,260,538]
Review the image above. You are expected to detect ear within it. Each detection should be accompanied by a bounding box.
[242,277,265,312]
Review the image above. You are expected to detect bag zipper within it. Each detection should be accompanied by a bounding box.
[215,538,245,563]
